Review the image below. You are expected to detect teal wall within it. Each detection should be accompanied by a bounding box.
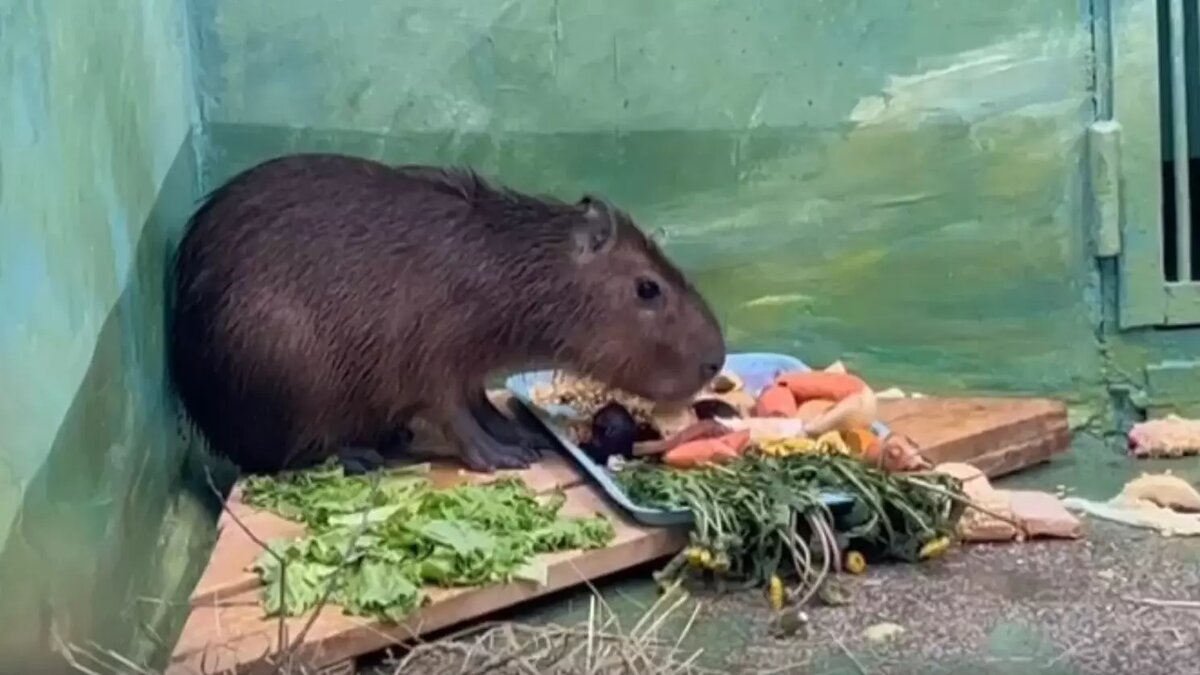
[0,0,216,669]
[193,0,1105,410]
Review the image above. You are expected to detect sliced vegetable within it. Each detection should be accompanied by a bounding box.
[844,551,867,574]
[775,370,866,404]
[755,383,799,417]
[632,419,728,457]
[843,428,882,459]
[716,416,809,444]
[805,388,877,436]
[662,429,752,469]
[794,398,836,422]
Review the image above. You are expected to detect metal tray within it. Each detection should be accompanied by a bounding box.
[505,352,891,527]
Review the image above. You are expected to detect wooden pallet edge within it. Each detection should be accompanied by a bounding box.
[962,419,1072,479]
[169,489,687,674]
[880,396,1066,426]
[909,407,1069,468]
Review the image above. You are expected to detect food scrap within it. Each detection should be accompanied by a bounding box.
[1128,415,1200,458]
[1063,472,1200,537]
[933,462,1081,542]
[533,361,930,473]
[661,429,752,469]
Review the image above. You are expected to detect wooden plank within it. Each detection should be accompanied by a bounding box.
[168,485,687,675]
[879,397,1069,478]
[190,453,583,606]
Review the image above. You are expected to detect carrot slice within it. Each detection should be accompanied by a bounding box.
[775,370,866,403]
[716,429,752,453]
[843,428,882,460]
[662,430,752,469]
[754,383,798,417]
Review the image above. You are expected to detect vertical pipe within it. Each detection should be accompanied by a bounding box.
[1092,0,1114,120]
[1169,0,1192,279]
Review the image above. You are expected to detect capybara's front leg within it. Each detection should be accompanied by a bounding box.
[438,401,536,473]
[465,388,549,461]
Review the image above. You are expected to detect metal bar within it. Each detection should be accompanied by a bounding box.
[1091,0,1114,120]
[1168,0,1192,279]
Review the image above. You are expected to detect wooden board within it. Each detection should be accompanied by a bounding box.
[878,397,1070,478]
[170,486,687,675]
[168,395,1070,674]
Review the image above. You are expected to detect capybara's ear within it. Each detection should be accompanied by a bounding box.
[572,195,617,261]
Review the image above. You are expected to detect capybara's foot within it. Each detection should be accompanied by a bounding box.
[466,390,548,462]
[445,407,536,473]
[336,446,387,475]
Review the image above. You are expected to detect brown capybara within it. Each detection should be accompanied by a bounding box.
[168,153,726,475]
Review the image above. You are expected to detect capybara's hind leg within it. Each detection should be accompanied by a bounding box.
[376,425,415,460]
[465,389,548,461]
[438,403,536,473]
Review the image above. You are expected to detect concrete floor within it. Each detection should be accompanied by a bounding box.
[370,434,1200,674]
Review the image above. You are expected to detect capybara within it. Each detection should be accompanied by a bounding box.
[168,154,726,475]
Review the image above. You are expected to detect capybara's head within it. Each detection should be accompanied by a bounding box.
[558,196,726,403]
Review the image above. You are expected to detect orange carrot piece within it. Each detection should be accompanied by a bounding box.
[843,428,882,460]
[717,429,752,453]
[775,370,866,404]
[754,383,798,417]
[662,430,752,469]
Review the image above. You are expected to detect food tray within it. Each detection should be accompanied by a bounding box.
[505,352,892,527]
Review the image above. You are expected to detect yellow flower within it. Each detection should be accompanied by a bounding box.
[768,575,785,610]
[844,551,867,574]
[816,431,849,455]
[919,536,951,560]
[762,437,817,457]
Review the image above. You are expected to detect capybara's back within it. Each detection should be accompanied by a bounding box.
[169,153,726,475]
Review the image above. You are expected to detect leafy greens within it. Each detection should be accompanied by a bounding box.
[241,462,615,623]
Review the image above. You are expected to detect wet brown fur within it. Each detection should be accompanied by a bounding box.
[168,153,725,474]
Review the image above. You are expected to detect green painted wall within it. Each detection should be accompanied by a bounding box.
[194,0,1106,411]
[0,0,217,669]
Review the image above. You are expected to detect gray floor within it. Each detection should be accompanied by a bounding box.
[371,435,1200,674]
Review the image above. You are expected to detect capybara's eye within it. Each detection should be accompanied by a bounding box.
[636,278,661,302]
